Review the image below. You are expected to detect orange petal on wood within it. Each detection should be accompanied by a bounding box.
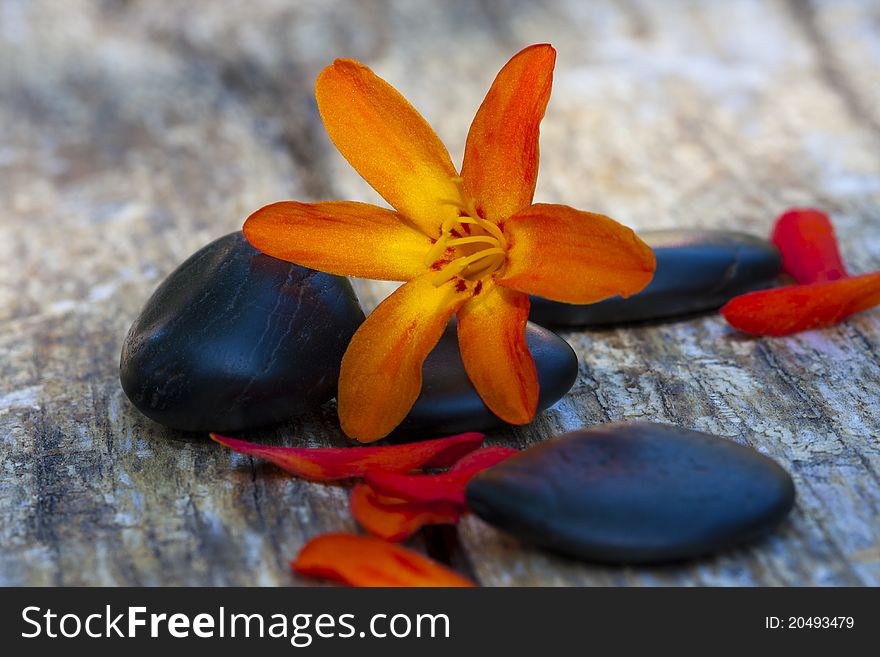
[461,44,556,224]
[350,484,462,542]
[364,446,518,505]
[721,272,880,336]
[210,431,484,481]
[291,533,475,587]
[315,59,461,238]
[498,203,656,304]
[457,285,538,425]
[338,272,471,442]
[243,201,431,281]
[772,208,848,284]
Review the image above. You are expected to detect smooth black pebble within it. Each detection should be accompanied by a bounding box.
[394,321,578,438]
[529,230,782,327]
[466,422,795,563]
[120,232,365,432]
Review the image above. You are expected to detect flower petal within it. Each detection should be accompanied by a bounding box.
[316,59,461,237]
[457,285,538,424]
[461,44,556,224]
[338,273,470,442]
[292,533,475,587]
[350,484,462,542]
[498,203,656,303]
[721,272,880,336]
[243,201,432,281]
[772,208,848,284]
[210,432,484,481]
[364,446,518,505]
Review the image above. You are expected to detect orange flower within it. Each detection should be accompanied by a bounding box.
[244,44,656,442]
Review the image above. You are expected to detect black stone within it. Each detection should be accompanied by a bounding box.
[467,422,795,563]
[120,232,365,432]
[529,230,782,327]
[394,321,578,437]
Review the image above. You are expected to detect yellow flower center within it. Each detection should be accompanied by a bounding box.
[425,178,508,287]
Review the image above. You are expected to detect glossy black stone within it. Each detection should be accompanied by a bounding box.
[467,422,795,563]
[529,230,782,327]
[120,232,365,432]
[393,321,578,438]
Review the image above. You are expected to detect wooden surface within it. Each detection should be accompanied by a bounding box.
[1,0,879,586]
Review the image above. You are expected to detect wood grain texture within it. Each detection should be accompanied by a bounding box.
[1,0,878,586]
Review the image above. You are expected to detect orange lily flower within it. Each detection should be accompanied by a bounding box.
[244,44,656,442]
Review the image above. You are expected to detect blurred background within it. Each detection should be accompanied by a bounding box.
[1,0,879,585]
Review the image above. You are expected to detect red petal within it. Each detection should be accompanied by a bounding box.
[448,445,519,472]
[721,272,880,336]
[364,446,518,505]
[210,432,484,481]
[291,533,475,587]
[772,208,848,284]
[350,484,461,542]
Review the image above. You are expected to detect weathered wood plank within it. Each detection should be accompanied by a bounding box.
[1,0,879,586]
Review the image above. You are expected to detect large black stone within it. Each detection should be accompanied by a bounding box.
[394,321,579,437]
[120,232,365,432]
[467,422,795,563]
[529,230,781,327]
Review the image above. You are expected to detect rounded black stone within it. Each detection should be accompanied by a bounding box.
[120,231,365,432]
[529,230,782,327]
[393,321,578,438]
[466,422,795,563]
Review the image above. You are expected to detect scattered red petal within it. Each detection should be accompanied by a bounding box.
[721,272,880,336]
[364,446,518,505]
[291,533,475,587]
[210,431,484,481]
[772,208,848,284]
[445,445,518,471]
[350,484,462,542]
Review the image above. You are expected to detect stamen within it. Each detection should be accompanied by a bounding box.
[441,213,464,232]
[432,248,504,286]
[449,177,479,216]
[423,237,450,267]
[429,176,509,286]
[446,236,499,247]
[466,253,506,280]
[431,257,470,286]
[456,216,506,246]
[464,247,505,262]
